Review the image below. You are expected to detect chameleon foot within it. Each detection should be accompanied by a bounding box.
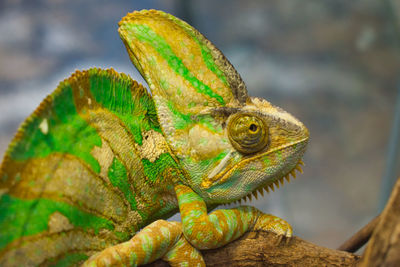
[254,213,293,238]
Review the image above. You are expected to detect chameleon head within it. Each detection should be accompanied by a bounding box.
[116,9,309,205]
[198,97,309,204]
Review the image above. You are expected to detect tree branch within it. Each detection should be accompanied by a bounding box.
[359,177,400,266]
[337,214,380,252]
[144,231,360,267]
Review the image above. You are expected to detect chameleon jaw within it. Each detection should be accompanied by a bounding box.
[201,136,309,190]
[228,159,305,205]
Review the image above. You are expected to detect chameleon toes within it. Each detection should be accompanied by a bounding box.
[254,213,293,238]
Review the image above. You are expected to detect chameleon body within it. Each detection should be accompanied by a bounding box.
[0,10,309,266]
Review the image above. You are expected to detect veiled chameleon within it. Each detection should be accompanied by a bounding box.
[0,10,309,266]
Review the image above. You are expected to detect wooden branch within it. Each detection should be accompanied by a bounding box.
[359,177,400,266]
[144,231,360,267]
[337,214,380,252]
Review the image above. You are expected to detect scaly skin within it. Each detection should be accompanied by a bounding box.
[0,9,309,266]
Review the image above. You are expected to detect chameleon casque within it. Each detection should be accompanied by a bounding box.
[0,9,309,267]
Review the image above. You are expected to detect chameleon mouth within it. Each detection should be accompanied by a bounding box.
[228,159,304,205]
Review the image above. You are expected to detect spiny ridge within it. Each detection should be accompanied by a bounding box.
[258,188,264,197]
[252,190,258,200]
[229,159,305,205]
[295,165,303,173]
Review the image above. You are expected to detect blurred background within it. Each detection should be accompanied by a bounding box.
[0,0,399,251]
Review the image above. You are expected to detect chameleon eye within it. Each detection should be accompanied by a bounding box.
[227,113,269,154]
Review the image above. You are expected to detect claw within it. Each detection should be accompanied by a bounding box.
[275,234,284,246]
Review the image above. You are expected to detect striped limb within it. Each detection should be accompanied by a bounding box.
[82,220,205,267]
[175,184,292,250]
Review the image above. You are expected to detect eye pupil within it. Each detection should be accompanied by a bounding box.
[249,124,257,132]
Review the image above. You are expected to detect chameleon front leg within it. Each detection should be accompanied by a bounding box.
[82,220,205,267]
[175,184,292,250]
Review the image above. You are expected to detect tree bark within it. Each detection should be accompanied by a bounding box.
[359,177,400,267]
[144,231,360,267]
